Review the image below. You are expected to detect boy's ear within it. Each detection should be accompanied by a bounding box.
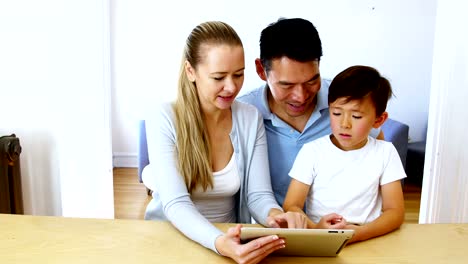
[255,58,267,81]
[373,111,389,128]
[185,61,196,82]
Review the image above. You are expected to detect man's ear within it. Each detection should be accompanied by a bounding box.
[255,58,267,81]
[185,61,196,82]
[373,111,389,128]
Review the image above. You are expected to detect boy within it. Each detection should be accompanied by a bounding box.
[283,65,406,243]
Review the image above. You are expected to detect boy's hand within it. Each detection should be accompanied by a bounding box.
[317,213,347,229]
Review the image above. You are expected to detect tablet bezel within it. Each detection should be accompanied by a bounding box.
[240,227,354,257]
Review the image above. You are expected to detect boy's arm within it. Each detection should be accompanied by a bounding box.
[347,180,405,243]
[283,179,347,229]
[282,179,318,229]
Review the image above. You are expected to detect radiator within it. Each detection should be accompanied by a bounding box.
[0,134,23,214]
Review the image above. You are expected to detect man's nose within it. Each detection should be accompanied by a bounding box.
[291,85,306,102]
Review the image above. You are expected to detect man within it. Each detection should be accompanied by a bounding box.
[237,18,382,206]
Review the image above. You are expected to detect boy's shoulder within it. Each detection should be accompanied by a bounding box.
[368,137,400,157]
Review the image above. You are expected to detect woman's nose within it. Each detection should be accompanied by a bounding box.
[224,78,237,92]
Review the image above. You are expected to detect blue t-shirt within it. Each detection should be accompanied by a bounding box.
[237,79,332,206]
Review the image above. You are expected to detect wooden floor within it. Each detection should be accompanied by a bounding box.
[402,181,422,224]
[113,168,151,219]
[113,168,422,223]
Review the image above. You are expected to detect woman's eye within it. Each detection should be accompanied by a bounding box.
[213,77,224,81]
[332,112,341,116]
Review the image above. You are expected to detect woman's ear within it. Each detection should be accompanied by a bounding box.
[185,61,196,82]
[255,58,267,81]
[373,111,389,128]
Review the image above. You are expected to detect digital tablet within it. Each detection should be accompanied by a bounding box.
[240,227,354,257]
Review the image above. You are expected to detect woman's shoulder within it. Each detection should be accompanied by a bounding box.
[145,101,176,128]
[232,100,261,119]
[152,101,175,117]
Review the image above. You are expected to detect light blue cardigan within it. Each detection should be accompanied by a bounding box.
[143,101,282,253]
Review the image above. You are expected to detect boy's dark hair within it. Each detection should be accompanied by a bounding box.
[328,65,393,116]
[259,18,322,72]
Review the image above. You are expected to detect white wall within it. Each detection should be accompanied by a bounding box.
[112,0,437,167]
[1,0,465,223]
[419,0,468,223]
[0,0,114,218]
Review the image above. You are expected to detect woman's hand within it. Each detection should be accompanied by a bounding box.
[215,224,285,264]
[266,209,308,229]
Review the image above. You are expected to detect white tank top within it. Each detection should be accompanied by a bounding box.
[191,154,240,223]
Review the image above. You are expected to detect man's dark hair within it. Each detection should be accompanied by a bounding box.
[259,18,322,72]
[328,65,393,116]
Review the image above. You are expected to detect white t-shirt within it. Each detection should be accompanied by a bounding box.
[289,135,406,225]
[191,154,240,223]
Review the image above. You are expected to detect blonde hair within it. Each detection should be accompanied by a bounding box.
[173,21,243,193]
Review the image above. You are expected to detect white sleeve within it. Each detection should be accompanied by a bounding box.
[381,144,407,185]
[288,143,315,186]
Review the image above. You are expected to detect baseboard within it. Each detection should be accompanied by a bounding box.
[113,152,138,168]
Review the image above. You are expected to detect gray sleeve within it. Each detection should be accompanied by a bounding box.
[144,104,223,253]
[245,110,283,225]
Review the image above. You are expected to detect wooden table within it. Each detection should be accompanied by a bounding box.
[1,214,467,263]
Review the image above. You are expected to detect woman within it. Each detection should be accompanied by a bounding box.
[144,21,306,264]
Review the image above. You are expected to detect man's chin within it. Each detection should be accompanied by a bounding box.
[286,110,308,118]
[286,106,307,117]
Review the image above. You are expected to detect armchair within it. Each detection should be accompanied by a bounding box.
[137,118,410,184]
[138,120,149,184]
[381,118,409,169]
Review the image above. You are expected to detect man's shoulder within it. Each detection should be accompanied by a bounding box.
[237,85,270,118]
[237,85,265,105]
[321,78,332,89]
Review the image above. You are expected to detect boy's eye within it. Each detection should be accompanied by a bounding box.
[352,115,362,119]
[332,112,341,116]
